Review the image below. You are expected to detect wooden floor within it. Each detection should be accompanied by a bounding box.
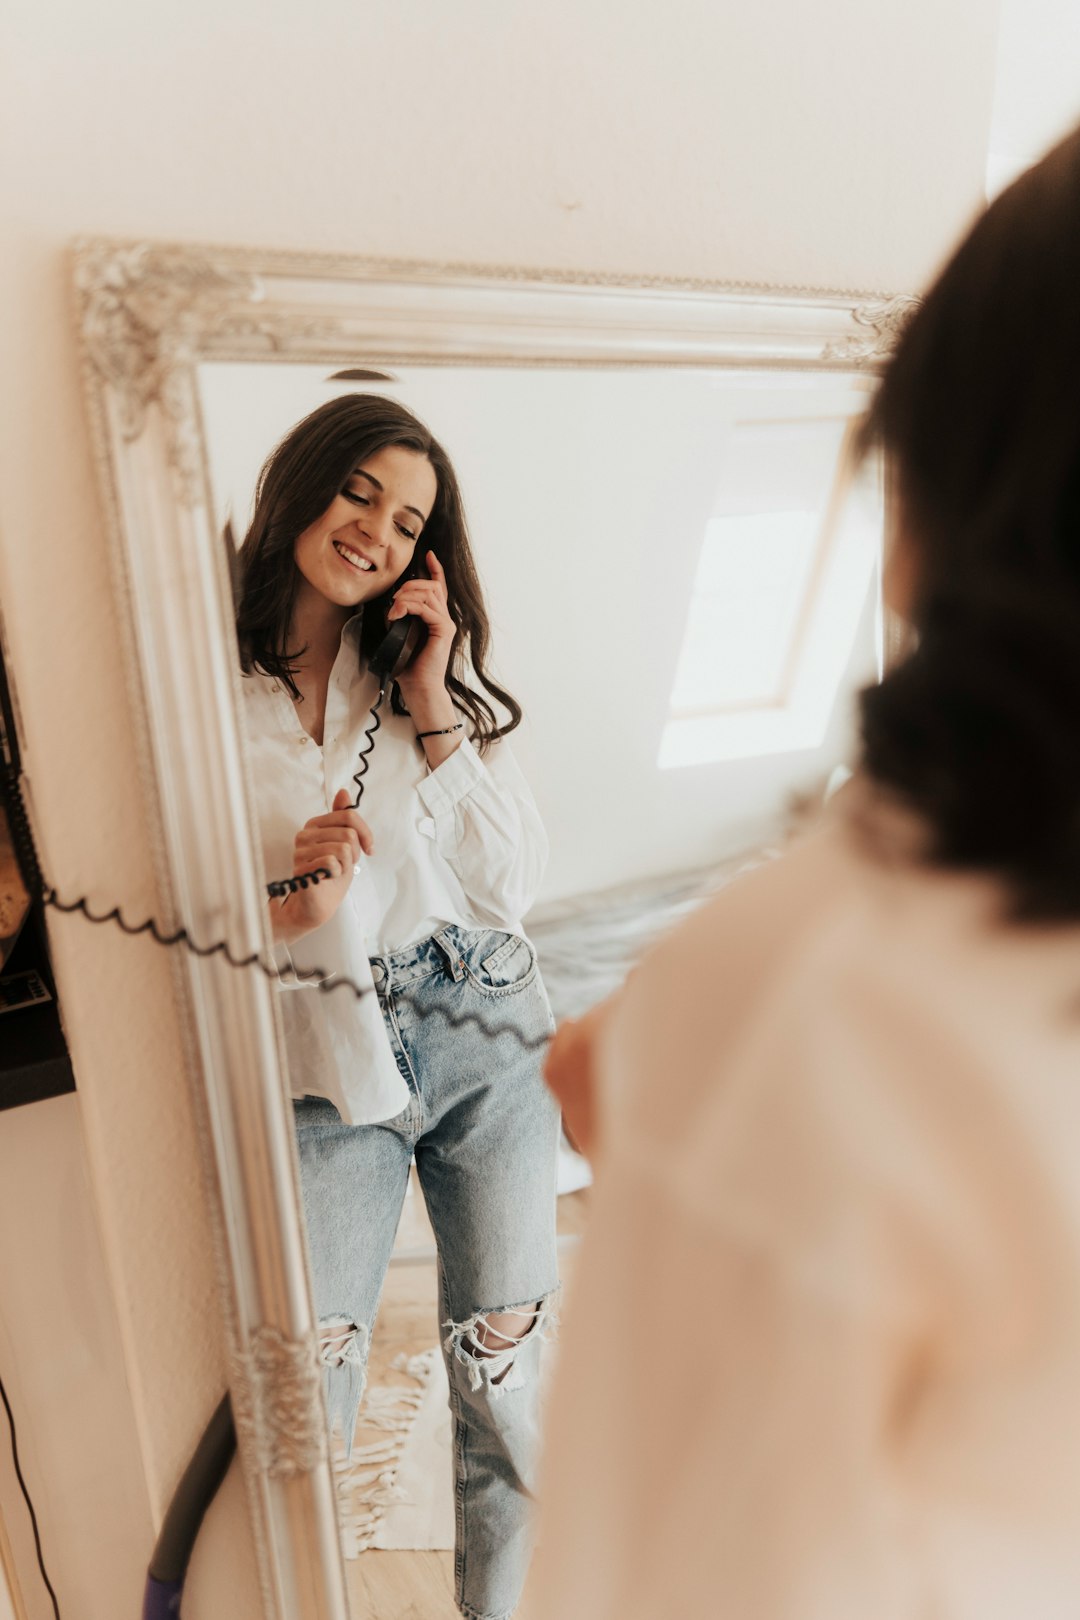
[344,1178,587,1620]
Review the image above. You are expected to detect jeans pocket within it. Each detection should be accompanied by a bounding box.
[462,929,538,996]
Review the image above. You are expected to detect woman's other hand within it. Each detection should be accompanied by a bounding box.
[269,788,374,945]
[543,999,613,1162]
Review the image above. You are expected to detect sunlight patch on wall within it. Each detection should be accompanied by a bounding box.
[668,509,821,711]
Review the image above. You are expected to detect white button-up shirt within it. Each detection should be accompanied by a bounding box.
[239,616,548,1124]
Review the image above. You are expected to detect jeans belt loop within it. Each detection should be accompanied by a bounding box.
[432,927,465,982]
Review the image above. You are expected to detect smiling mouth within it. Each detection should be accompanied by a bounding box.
[333,541,377,574]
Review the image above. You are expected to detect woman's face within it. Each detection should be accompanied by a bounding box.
[293,444,438,611]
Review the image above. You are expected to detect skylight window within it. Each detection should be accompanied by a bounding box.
[659,415,881,768]
[668,509,822,713]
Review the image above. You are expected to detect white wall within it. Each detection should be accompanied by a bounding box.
[987,0,1080,192]
[0,1097,151,1620]
[0,0,998,1611]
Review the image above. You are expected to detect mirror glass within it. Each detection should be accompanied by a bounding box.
[197,355,881,1602]
[201,360,881,892]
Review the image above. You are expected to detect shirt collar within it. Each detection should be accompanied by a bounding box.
[341,608,364,650]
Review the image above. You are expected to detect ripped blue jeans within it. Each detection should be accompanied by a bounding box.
[294,923,561,1620]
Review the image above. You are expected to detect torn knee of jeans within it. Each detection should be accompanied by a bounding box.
[318,1316,370,1371]
[316,1318,371,1462]
[444,1293,558,1395]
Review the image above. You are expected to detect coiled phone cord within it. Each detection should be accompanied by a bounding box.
[264,673,386,901]
[347,669,386,810]
[7,673,550,1040]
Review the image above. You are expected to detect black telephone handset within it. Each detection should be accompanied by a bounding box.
[369,614,424,684]
[368,559,428,684]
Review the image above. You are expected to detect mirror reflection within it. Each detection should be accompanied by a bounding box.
[199,359,882,1612]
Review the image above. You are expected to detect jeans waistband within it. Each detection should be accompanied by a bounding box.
[369,922,470,992]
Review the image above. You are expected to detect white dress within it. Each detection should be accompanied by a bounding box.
[533,783,1080,1620]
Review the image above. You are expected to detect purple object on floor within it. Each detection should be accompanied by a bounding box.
[142,1575,184,1618]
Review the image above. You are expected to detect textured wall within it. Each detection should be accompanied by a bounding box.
[0,1097,151,1620]
[0,0,997,1610]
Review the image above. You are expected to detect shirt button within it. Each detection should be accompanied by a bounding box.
[299,736,310,746]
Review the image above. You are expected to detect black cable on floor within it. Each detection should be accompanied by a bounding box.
[0,1369,61,1620]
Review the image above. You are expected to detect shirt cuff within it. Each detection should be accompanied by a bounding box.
[271,938,320,989]
[415,735,487,820]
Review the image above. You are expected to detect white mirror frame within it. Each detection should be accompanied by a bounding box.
[71,238,912,1618]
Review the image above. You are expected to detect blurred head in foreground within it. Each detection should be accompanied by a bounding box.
[859,125,1080,917]
[534,124,1080,1620]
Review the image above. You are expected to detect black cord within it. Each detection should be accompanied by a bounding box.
[148,1393,235,1584]
[10,673,550,1050]
[40,888,550,1049]
[43,887,276,975]
[347,678,387,810]
[265,869,333,900]
[0,1370,62,1620]
[262,681,385,903]
[2,756,43,902]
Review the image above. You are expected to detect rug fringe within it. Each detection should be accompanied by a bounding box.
[333,1347,441,1557]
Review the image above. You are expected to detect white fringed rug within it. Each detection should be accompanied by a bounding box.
[336,1348,455,1556]
[335,1308,567,1556]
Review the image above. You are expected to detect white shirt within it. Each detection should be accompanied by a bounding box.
[535,784,1080,1620]
[239,615,548,1124]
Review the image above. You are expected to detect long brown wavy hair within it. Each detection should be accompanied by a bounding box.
[856,124,1080,919]
[235,394,521,751]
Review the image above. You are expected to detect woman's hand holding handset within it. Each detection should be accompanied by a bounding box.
[390,551,464,766]
[269,788,374,947]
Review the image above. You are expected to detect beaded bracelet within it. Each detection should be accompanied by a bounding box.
[416,720,465,740]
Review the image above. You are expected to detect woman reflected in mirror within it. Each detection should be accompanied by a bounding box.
[234,394,559,1620]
